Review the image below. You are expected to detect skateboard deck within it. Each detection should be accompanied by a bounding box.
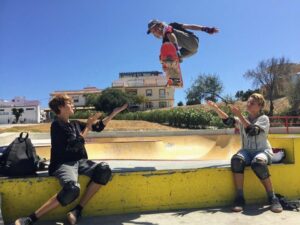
[160,42,183,87]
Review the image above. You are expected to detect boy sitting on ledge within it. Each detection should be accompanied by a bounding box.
[15,94,127,225]
[207,93,282,213]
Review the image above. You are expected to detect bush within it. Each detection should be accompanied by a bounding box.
[116,107,224,129]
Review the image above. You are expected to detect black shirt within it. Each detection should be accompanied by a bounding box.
[49,119,105,175]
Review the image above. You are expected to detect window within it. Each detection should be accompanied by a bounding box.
[146,89,152,97]
[126,89,137,95]
[145,102,153,109]
[26,108,34,111]
[159,89,166,98]
[73,96,79,103]
[128,105,139,112]
[159,102,167,108]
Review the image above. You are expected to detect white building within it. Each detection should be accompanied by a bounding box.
[112,71,175,110]
[0,97,41,124]
[50,87,102,107]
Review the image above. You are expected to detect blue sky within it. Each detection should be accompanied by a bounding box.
[1,0,300,108]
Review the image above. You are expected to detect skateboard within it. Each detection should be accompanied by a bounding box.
[160,42,183,87]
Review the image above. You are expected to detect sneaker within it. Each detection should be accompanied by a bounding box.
[269,196,283,213]
[231,196,245,212]
[67,208,82,225]
[14,217,33,225]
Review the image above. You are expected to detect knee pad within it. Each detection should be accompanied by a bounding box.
[231,155,246,173]
[251,159,270,180]
[57,181,80,206]
[91,162,112,185]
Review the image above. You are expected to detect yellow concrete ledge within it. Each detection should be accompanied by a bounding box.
[0,135,299,223]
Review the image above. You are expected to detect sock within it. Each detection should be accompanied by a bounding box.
[74,204,83,212]
[236,189,244,198]
[267,191,275,199]
[29,213,38,223]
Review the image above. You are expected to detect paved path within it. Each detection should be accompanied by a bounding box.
[35,205,300,225]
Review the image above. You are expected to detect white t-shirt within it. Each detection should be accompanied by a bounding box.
[235,115,272,154]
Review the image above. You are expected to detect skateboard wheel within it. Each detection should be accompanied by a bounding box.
[167,79,173,86]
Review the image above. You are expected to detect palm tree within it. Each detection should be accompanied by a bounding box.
[12,108,24,123]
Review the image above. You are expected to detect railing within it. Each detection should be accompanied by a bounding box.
[269,116,300,133]
[112,79,167,87]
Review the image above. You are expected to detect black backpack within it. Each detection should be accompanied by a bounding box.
[0,132,40,177]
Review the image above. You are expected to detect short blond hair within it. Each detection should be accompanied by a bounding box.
[49,94,73,115]
[249,93,265,108]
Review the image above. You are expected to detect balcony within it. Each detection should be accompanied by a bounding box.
[112,78,167,87]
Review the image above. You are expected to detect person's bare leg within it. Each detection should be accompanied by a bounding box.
[261,177,273,192]
[79,181,102,207]
[35,194,60,218]
[232,173,245,212]
[260,177,282,213]
[67,182,102,225]
[15,194,60,225]
[233,173,244,190]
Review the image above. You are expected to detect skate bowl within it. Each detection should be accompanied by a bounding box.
[35,134,241,161]
[0,131,299,223]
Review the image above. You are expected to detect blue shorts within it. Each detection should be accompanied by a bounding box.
[235,149,273,165]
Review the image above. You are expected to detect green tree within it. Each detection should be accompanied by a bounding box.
[128,94,149,110]
[94,88,129,113]
[177,101,184,106]
[84,93,101,107]
[222,94,236,104]
[287,76,300,115]
[244,57,292,115]
[235,89,260,101]
[235,90,244,100]
[92,88,147,113]
[186,74,223,104]
[12,108,24,123]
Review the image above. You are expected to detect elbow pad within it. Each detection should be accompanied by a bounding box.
[92,121,105,132]
[245,125,261,136]
[222,117,236,127]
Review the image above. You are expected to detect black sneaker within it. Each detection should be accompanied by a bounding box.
[67,208,82,225]
[231,196,245,212]
[14,217,33,225]
[269,196,283,213]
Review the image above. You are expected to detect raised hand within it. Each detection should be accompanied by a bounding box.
[86,112,102,129]
[206,100,219,109]
[229,105,242,117]
[112,103,128,115]
[203,27,219,34]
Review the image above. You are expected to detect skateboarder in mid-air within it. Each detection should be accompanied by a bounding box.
[147,19,219,61]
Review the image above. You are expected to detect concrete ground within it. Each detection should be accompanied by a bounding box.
[35,205,300,225]
[0,123,41,129]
